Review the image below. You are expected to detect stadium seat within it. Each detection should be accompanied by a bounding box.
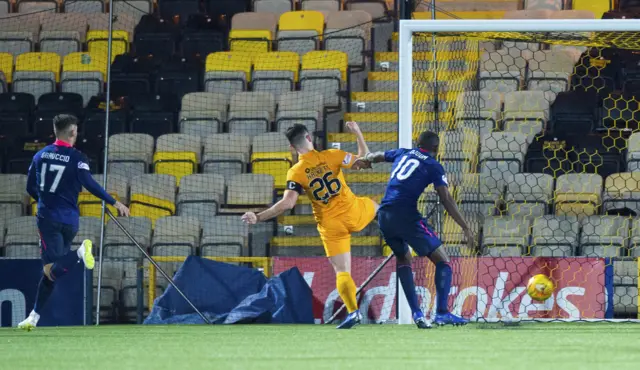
[554,173,603,217]
[277,11,324,56]
[301,51,348,108]
[530,215,579,257]
[0,92,36,142]
[629,218,640,257]
[276,91,324,133]
[0,174,27,220]
[64,0,104,13]
[77,174,123,219]
[482,216,531,256]
[580,216,629,257]
[271,235,381,257]
[17,0,57,13]
[73,216,102,248]
[34,92,84,139]
[177,173,225,221]
[550,90,599,136]
[0,14,40,56]
[454,91,503,138]
[204,51,252,95]
[439,215,479,257]
[302,0,340,11]
[128,93,179,138]
[325,11,372,69]
[457,173,501,219]
[182,14,228,60]
[179,92,228,136]
[232,12,278,37]
[154,57,202,100]
[505,173,553,218]
[133,15,178,59]
[480,132,528,192]
[203,133,250,177]
[14,52,61,102]
[226,174,274,206]
[438,129,479,176]
[113,0,152,25]
[158,0,200,25]
[253,0,292,16]
[572,0,610,19]
[600,93,640,132]
[603,172,640,215]
[154,134,201,186]
[201,215,248,257]
[4,216,39,258]
[87,30,129,61]
[502,91,550,142]
[0,53,12,84]
[228,92,275,136]
[3,137,45,175]
[345,172,389,198]
[62,53,107,106]
[129,174,177,227]
[524,0,563,10]
[104,217,152,257]
[86,14,136,39]
[151,216,201,256]
[108,133,155,179]
[252,52,299,98]
[205,0,249,19]
[627,133,640,171]
[251,133,292,189]
[526,50,575,95]
[229,30,272,54]
[329,131,396,154]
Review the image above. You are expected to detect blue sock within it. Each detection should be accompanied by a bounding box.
[435,262,452,314]
[50,250,79,280]
[34,275,54,314]
[397,264,421,315]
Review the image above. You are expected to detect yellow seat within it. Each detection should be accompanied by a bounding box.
[78,192,119,219]
[271,236,379,247]
[351,91,398,102]
[130,193,175,228]
[328,132,396,143]
[279,11,325,39]
[572,0,609,19]
[86,30,129,60]
[251,152,293,189]
[554,174,602,218]
[0,53,13,83]
[153,152,198,186]
[15,52,61,82]
[345,172,390,183]
[63,52,108,78]
[302,51,348,80]
[205,51,253,81]
[229,29,272,53]
[254,51,300,82]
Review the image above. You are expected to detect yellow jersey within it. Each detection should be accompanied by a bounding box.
[286,149,359,223]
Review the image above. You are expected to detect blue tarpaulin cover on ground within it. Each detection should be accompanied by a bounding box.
[144,256,313,324]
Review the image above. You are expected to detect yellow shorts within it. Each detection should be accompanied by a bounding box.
[317,197,378,257]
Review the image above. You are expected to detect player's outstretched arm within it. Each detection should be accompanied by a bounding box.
[435,186,474,249]
[345,121,370,158]
[78,169,130,216]
[242,190,299,225]
[364,152,387,164]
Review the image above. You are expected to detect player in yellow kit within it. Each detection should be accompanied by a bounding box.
[241,122,377,329]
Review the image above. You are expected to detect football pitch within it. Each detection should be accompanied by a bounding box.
[2,323,640,370]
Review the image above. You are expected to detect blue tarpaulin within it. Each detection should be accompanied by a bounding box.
[144,256,313,325]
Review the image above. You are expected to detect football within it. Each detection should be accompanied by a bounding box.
[527,274,555,301]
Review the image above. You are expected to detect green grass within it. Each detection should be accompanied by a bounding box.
[1,324,640,369]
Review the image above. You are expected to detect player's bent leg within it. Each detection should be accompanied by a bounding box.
[429,247,468,326]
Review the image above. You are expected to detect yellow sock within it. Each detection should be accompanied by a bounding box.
[336,272,358,313]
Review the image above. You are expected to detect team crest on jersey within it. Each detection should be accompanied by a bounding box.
[78,162,90,171]
[343,153,352,165]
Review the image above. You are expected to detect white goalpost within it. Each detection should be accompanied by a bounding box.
[395,19,640,325]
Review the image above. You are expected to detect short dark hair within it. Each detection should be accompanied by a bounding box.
[53,114,79,135]
[417,131,439,151]
[285,124,309,148]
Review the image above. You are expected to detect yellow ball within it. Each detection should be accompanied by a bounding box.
[526,274,555,301]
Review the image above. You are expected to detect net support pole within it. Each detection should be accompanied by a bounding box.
[95,0,116,326]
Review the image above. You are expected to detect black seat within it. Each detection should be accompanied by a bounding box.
[75,135,104,173]
[0,93,35,141]
[5,136,48,174]
[205,0,249,20]
[127,93,178,138]
[155,57,202,99]
[600,93,640,133]
[83,110,128,139]
[571,48,621,98]
[34,93,85,140]
[182,14,227,59]
[550,90,599,136]
[134,15,179,60]
[158,0,201,25]
[525,134,578,177]
[110,54,159,98]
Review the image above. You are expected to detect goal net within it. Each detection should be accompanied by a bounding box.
[395,18,640,322]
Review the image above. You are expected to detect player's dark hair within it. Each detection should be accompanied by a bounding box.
[53,114,79,136]
[285,124,309,148]
[417,131,439,151]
